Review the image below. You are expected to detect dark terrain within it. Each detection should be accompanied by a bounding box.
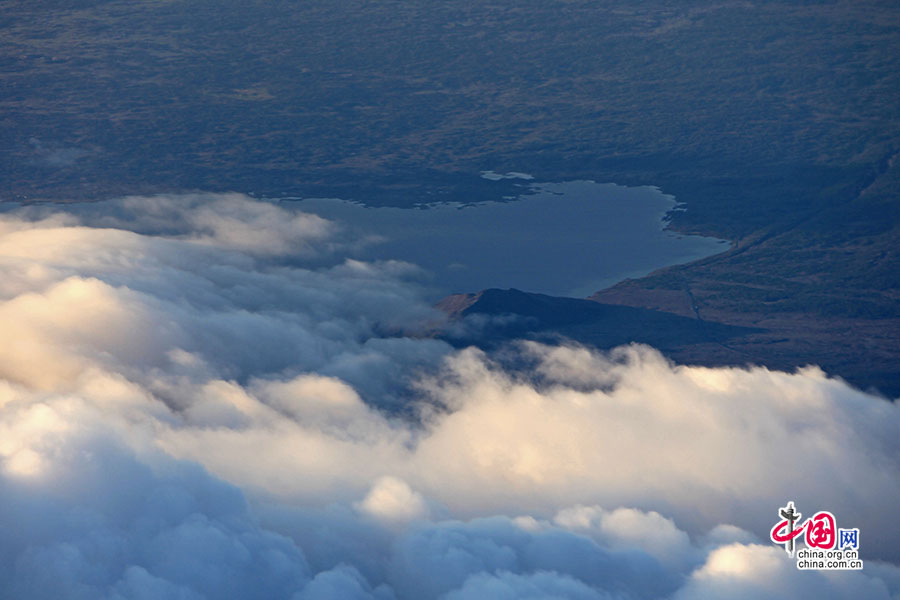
[437,288,759,351]
[2,0,899,394]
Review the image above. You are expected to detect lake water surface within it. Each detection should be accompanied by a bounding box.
[294,181,729,298]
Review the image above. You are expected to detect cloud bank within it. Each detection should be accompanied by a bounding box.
[1,194,898,599]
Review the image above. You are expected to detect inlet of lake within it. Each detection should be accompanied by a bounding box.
[292,180,730,298]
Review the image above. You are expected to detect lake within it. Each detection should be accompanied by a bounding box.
[291,180,730,298]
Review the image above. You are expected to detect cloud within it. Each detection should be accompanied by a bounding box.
[0,196,445,401]
[0,407,311,600]
[406,344,900,556]
[442,571,613,600]
[553,505,697,571]
[356,476,431,526]
[673,543,897,600]
[62,193,335,256]
[293,565,396,600]
[0,194,898,598]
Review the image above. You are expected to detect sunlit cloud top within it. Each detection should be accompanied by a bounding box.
[1,194,897,599]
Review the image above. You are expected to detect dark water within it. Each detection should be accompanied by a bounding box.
[295,181,729,298]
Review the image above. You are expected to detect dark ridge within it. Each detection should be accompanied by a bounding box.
[438,288,758,352]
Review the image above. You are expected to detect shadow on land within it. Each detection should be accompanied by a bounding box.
[437,288,759,353]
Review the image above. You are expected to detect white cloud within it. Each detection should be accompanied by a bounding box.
[554,505,697,570]
[0,194,898,599]
[674,543,896,600]
[356,476,431,526]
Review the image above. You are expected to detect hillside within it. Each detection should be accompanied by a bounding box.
[3,0,898,392]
